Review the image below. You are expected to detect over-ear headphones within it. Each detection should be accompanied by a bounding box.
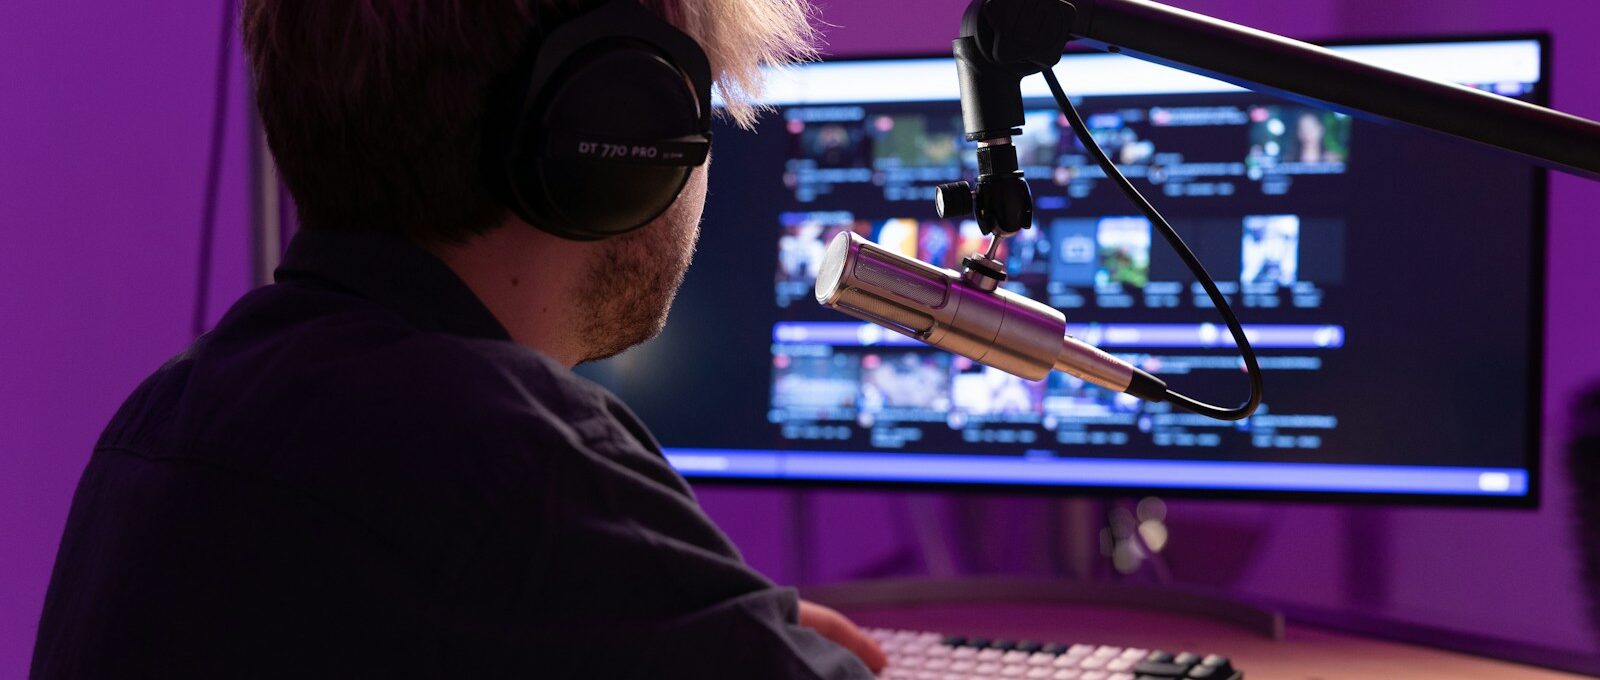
[482,0,713,241]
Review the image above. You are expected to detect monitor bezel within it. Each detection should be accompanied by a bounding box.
[678,32,1549,508]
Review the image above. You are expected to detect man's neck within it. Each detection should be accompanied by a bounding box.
[431,221,588,368]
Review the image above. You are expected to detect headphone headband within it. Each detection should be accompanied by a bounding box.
[517,1,713,132]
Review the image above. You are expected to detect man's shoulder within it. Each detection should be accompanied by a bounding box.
[111,283,636,475]
[257,306,627,460]
[305,326,608,430]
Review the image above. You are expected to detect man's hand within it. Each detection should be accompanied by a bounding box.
[798,599,888,673]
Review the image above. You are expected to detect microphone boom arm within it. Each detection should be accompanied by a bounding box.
[954,0,1600,180]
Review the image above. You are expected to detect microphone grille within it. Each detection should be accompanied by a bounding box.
[855,249,947,308]
[840,290,936,335]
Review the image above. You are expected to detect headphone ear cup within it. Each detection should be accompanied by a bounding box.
[509,44,702,240]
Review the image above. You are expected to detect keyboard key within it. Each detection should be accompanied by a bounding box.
[1172,653,1201,667]
[942,635,967,647]
[1027,667,1055,679]
[977,649,1005,661]
[1041,643,1070,655]
[1068,645,1095,656]
[1001,664,1028,677]
[1003,650,1032,664]
[1187,656,1235,679]
[1052,670,1082,680]
[1017,640,1044,653]
[1132,661,1190,677]
[1119,648,1148,659]
[1105,658,1134,672]
[1081,671,1109,680]
[1029,652,1057,666]
[1144,651,1175,664]
[993,640,1019,651]
[1093,646,1123,658]
[1054,655,1085,668]
[1108,674,1135,680]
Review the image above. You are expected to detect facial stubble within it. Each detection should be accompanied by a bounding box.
[574,174,705,363]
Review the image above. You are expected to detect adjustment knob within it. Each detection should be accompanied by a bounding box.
[935,181,974,218]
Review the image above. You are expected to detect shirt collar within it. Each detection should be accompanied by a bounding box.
[275,229,511,342]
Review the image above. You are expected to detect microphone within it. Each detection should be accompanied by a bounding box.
[814,231,1169,403]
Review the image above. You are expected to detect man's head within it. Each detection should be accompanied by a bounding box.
[245,0,815,363]
[245,0,813,242]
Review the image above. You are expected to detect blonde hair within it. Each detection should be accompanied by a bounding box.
[651,0,819,128]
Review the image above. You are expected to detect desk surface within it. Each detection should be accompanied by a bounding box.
[834,600,1585,680]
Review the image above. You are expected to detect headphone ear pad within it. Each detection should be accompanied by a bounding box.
[510,44,702,240]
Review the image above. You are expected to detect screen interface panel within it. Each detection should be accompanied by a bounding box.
[578,39,1544,500]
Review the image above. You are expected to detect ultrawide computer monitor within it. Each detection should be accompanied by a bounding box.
[579,36,1546,504]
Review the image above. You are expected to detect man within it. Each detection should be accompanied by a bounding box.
[32,1,886,677]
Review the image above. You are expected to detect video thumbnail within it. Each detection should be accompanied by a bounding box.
[1062,109,1156,165]
[1044,372,1142,420]
[871,218,921,259]
[1013,110,1063,166]
[952,357,1046,417]
[871,113,967,169]
[776,212,867,307]
[917,219,961,270]
[1096,217,1153,289]
[1241,215,1300,285]
[771,349,860,421]
[1049,219,1099,288]
[1248,106,1351,165]
[790,118,874,168]
[859,350,952,419]
[1001,225,1051,297]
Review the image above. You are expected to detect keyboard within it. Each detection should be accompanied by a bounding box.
[867,628,1243,680]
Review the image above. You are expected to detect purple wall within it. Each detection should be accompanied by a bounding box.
[1,0,1596,677]
[0,1,255,675]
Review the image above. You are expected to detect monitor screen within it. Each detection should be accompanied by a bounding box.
[578,37,1545,503]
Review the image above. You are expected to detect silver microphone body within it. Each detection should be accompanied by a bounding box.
[815,232,1151,397]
